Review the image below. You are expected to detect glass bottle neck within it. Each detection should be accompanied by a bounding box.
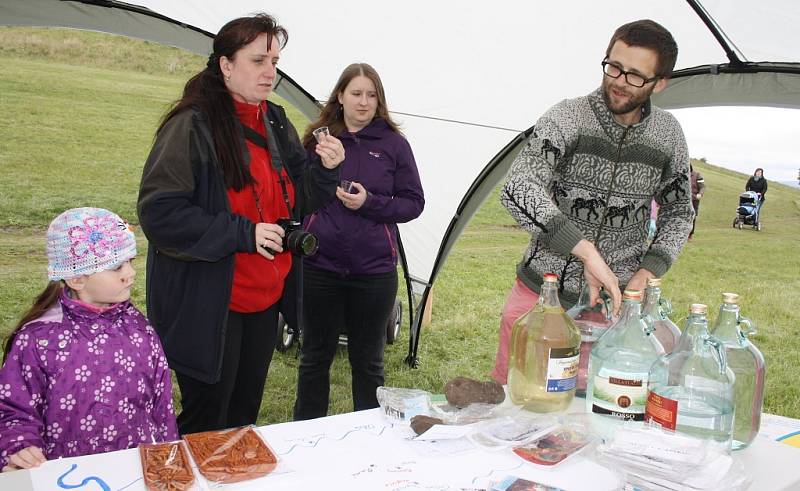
[678,313,710,350]
[713,303,741,341]
[539,281,562,308]
[643,286,661,317]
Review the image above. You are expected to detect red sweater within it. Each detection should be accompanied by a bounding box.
[227,100,295,313]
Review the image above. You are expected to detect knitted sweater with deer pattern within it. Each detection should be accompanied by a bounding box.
[502,87,693,307]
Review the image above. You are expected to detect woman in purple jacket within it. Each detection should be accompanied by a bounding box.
[0,208,178,472]
[293,63,424,419]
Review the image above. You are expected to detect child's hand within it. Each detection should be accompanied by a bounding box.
[3,446,46,471]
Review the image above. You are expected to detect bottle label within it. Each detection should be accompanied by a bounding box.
[590,368,648,420]
[645,391,678,430]
[546,346,579,392]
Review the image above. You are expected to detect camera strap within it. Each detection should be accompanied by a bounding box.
[240,122,296,221]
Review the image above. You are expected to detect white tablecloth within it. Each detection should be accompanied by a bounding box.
[1,398,798,490]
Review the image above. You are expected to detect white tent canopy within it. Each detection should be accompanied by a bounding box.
[3,0,799,365]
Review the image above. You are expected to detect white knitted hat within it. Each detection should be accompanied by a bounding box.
[46,207,137,280]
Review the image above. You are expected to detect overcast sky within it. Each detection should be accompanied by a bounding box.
[670,107,799,183]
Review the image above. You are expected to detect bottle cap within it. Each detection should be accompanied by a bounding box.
[646,277,662,287]
[543,273,558,283]
[721,292,739,304]
[690,303,708,314]
[623,290,643,301]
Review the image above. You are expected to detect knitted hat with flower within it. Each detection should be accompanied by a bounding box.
[46,207,137,280]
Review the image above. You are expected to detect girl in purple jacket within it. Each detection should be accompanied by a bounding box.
[293,63,424,420]
[0,208,178,472]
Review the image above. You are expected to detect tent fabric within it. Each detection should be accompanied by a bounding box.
[3,0,799,366]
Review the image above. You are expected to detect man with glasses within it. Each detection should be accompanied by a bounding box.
[492,20,693,384]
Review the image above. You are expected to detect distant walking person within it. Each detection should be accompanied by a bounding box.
[689,164,705,239]
[745,168,767,214]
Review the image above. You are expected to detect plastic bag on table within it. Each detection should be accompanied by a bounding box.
[183,426,277,484]
[469,412,559,450]
[595,424,751,490]
[376,386,434,422]
[511,419,596,467]
[138,440,198,491]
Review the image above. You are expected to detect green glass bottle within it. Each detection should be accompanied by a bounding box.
[646,304,734,451]
[642,277,681,353]
[710,293,765,450]
[566,283,612,397]
[586,290,664,422]
[508,273,581,412]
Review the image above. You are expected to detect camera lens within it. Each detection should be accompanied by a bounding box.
[286,230,318,257]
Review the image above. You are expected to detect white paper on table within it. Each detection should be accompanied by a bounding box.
[30,447,147,491]
[759,413,800,444]
[413,423,476,440]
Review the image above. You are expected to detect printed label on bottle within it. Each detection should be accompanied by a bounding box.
[645,391,678,430]
[590,368,648,420]
[546,346,579,392]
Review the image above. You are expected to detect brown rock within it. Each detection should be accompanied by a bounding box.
[410,415,444,435]
[444,377,505,408]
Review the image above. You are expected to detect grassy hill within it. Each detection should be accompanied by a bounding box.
[1,27,798,422]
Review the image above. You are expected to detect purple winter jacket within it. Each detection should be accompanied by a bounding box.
[304,118,424,275]
[0,291,178,468]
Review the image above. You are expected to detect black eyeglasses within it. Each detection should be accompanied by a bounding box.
[601,60,659,88]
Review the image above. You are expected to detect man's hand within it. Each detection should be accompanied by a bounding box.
[572,239,621,316]
[627,268,655,294]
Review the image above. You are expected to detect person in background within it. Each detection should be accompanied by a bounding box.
[492,20,694,384]
[293,63,424,420]
[0,208,178,472]
[689,164,705,239]
[137,14,344,434]
[745,167,767,213]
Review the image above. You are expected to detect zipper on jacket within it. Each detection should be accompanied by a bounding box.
[383,224,397,259]
[305,213,317,231]
[593,125,631,244]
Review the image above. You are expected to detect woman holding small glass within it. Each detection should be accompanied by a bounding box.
[293,63,425,420]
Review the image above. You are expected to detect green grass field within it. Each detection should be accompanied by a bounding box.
[1,28,799,423]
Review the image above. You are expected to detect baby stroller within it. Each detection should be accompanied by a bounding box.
[732,191,762,231]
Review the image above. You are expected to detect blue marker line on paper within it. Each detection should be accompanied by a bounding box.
[56,463,111,491]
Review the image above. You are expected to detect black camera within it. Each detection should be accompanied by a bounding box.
[266,218,318,257]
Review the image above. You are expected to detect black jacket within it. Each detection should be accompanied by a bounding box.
[137,103,338,383]
[745,176,768,197]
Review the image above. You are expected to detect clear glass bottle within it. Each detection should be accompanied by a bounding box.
[710,293,765,450]
[642,277,681,353]
[646,304,734,450]
[508,273,581,412]
[586,290,664,422]
[566,283,612,397]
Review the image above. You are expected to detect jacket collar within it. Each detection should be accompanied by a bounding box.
[61,289,129,322]
[339,117,391,142]
[589,87,653,129]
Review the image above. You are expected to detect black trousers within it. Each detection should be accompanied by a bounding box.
[293,265,398,420]
[175,305,278,434]
[691,199,700,236]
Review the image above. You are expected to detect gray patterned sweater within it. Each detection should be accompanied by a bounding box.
[503,88,693,307]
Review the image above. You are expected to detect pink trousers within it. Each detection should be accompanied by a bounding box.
[491,278,540,384]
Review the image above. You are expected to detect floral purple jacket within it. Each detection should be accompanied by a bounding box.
[0,291,178,468]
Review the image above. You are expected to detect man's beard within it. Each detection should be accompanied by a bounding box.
[602,79,654,115]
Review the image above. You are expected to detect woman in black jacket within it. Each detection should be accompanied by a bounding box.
[137,13,343,433]
[745,167,768,212]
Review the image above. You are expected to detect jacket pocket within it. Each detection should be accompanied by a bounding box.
[383,224,397,260]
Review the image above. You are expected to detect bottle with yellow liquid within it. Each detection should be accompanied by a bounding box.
[508,273,581,412]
